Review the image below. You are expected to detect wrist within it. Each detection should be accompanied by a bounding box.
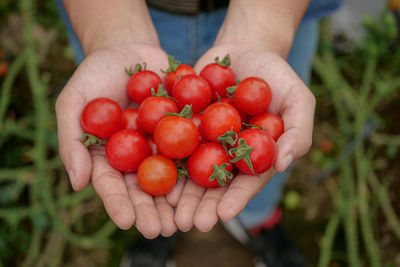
[64,0,160,55]
[215,0,310,58]
[81,23,159,55]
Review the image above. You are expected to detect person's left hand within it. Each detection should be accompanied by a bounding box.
[173,44,315,232]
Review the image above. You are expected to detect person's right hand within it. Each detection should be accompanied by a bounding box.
[55,44,183,238]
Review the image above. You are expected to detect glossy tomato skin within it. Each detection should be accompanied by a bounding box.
[164,64,196,95]
[172,74,212,113]
[200,102,242,142]
[80,98,122,139]
[189,113,206,144]
[154,116,199,159]
[146,135,158,155]
[200,63,236,100]
[137,154,177,196]
[127,70,162,104]
[138,96,178,134]
[121,109,146,136]
[233,77,272,115]
[105,129,150,173]
[249,112,284,141]
[233,129,277,175]
[188,142,232,188]
[221,97,249,123]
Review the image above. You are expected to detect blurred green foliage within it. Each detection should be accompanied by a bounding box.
[0,1,400,266]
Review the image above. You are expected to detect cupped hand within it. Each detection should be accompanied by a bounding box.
[55,44,182,237]
[174,44,315,232]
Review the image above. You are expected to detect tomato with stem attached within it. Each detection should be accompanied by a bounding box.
[188,142,233,188]
[137,154,177,196]
[200,102,242,142]
[200,54,236,100]
[138,86,178,134]
[126,63,163,104]
[163,55,196,95]
[154,106,199,159]
[230,128,277,175]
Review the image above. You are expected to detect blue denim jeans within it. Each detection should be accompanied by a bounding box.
[56,2,318,229]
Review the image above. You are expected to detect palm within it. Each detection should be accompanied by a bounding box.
[174,45,315,232]
[56,44,182,237]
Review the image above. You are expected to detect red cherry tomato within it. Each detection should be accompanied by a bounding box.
[80,98,122,139]
[121,109,146,136]
[154,116,199,159]
[105,129,150,172]
[127,68,162,104]
[188,142,233,188]
[221,97,249,123]
[233,77,272,115]
[200,102,242,142]
[137,154,177,196]
[164,64,196,95]
[172,74,212,113]
[199,56,236,100]
[146,135,158,155]
[232,128,277,175]
[138,96,178,134]
[249,112,284,141]
[189,113,206,144]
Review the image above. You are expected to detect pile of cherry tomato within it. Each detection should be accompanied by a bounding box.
[80,54,284,196]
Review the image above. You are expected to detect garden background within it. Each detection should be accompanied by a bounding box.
[1,0,399,266]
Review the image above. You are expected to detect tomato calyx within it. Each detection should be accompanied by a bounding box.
[165,104,193,119]
[243,122,266,132]
[125,63,147,76]
[215,54,231,67]
[209,163,233,186]
[161,55,181,73]
[151,84,168,97]
[177,166,189,180]
[175,159,189,180]
[226,85,237,97]
[217,128,238,154]
[80,133,103,147]
[229,138,255,173]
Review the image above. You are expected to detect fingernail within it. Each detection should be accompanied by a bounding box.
[282,154,293,171]
[68,169,76,187]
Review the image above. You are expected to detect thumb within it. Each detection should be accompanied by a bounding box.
[56,89,92,190]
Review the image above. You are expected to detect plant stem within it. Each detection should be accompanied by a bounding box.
[368,172,400,240]
[0,53,26,129]
[354,55,381,267]
[318,209,341,267]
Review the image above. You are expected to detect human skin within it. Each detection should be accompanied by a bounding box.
[56,0,314,237]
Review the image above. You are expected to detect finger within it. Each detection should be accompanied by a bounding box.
[55,89,92,191]
[217,169,276,222]
[274,85,315,172]
[125,173,161,239]
[165,177,186,208]
[193,186,227,232]
[174,179,205,232]
[91,147,135,230]
[154,196,177,237]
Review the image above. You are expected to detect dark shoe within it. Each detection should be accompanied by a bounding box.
[222,209,308,267]
[120,233,178,267]
[250,224,308,267]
